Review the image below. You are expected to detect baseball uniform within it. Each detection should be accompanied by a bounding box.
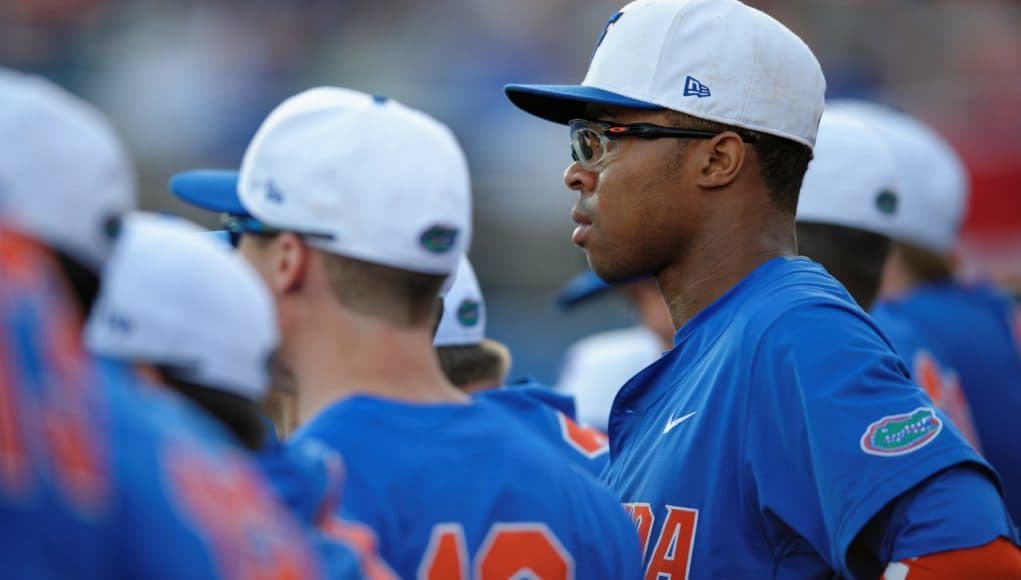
[601,257,1015,578]
[0,229,331,579]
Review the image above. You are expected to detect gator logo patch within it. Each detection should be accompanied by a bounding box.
[860,407,943,456]
[419,225,459,254]
[456,299,480,327]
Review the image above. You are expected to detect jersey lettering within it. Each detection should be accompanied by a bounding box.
[644,505,698,580]
[623,502,655,561]
[556,412,609,459]
[420,522,574,580]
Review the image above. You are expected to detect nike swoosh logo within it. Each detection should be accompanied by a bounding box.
[663,411,697,434]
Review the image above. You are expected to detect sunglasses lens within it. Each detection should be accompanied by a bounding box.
[571,127,602,165]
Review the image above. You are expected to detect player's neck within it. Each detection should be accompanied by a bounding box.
[658,209,796,330]
[287,313,468,426]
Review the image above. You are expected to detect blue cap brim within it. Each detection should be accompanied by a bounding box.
[556,270,613,309]
[169,169,248,216]
[504,84,662,125]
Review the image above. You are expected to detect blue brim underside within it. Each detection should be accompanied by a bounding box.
[504,84,662,125]
[557,270,613,309]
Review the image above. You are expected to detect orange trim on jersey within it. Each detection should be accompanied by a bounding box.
[882,538,1021,579]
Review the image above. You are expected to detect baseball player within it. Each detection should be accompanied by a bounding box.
[85,212,392,578]
[436,255,611,475]
[505,0,1021,577]
[171,87,643,579]
[555,270,670,431]
[0,67,339,579]
[795,108,981,449]
[832,100,1021,524]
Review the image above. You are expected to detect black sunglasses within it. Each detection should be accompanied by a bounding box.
[569,118,758,168]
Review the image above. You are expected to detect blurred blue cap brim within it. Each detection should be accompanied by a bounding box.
[556,270,613,309]
[169,169,249,216]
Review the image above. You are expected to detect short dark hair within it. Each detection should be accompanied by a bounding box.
[158,367,267,451]
[894,241,954,284]
[666,111,813,214]
[796,222,891,309]
[322,253,446,327]
[437,341,510,390]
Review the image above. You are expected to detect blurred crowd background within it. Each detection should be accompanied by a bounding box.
[4,0,1019,382]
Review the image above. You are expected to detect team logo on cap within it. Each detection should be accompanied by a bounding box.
[105,311,133,334]
[419,225,459,254]
[457,299,480,327]
[593,11,624,54]
[875,190,898,215]
[265,180,285,204]
[860,407,943,456]
[683,76,711,98]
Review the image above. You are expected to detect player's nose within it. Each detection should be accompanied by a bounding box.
[564,161,597,196]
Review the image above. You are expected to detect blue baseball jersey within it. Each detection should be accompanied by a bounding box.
[874,281,1021,523]
[289,394,642,579]
[0,230,333,579]
[602,257,1009,579]
[474,380,609,476]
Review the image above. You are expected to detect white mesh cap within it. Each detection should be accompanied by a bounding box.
[797,109,899,237]
[826,100,969,254]
[506,0,826,148]
[238,87,472,275]
[85,213,279,401]
[0,67,137,270]
[434,255,486,347]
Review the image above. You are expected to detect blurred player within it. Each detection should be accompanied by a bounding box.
[434,255,513,393]
[505,0,1021,577]
[84,212,391,578]
[555,270,670,431]
[436,255,610,475]
[833,100,1021,524]
[0,67,341,579]
[795,109,981,448]
[171,87,642,578]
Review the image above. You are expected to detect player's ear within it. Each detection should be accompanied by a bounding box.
[694,132,745,189]
[273,232,309,295]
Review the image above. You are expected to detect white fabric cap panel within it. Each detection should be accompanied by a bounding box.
[238,87,472,275]
[0,67,137,269]
[85,213,279,401]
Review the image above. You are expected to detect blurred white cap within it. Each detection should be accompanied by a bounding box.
[241,87,471,275]
[826,100,969,254]
[85,213,279,401]
[0,67,137,270]
[797,109,899,236]
[506,0,826,148]
[434,255,486,347]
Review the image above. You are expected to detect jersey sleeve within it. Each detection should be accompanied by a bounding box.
[745,301,997,577]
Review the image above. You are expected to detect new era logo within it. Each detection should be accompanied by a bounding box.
[683,76,711,98]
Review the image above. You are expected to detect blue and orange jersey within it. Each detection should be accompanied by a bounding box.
[602,257,1014,579]
[0,228,359,579]
[289,394,642,579]
[474,380,609,476]
[874,280,1021,522]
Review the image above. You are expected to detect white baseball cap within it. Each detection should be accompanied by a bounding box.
[434,255,486,347]
[85,213,279,401]
[797,109,899,236]
[826,100,969,254]
[505,0,826,148]
[0,67,137,270]
[169,87,472,275]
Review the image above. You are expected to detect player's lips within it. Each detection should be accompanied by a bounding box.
[571,208,593,246]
